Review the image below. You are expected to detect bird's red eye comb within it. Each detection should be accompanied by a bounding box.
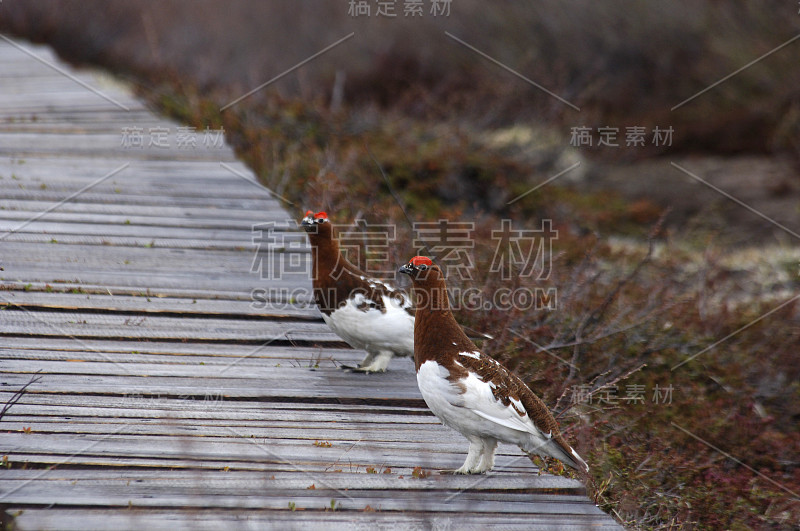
[410,256,433,267]
[314,211,328,219]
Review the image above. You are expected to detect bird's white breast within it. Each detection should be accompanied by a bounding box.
[323,293,414,355]
[417,360,494,439]
[416,360,551,447]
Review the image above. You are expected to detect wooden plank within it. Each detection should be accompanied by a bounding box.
[0,187,288,209]
[0,359,424,381]
[0,198,290,222]
[10,511,618,531]
[1,272,305,296]
[0,183,277,200]
[0,80,142,106]
[0,208,297,231]
[2,490,599,516]
[0,46,62,61]
[0,99,145,114]
[0,469,585,497]
[0,241,307,269]
[0,157,260,177]
[0,410,440,448]
[0,242,309,289]
[0,433,533,473]
[0,370,422,399]
[0,84,138,99]
[0,38,619,529]
[0,132,239,161]
[0,291,319,319]
[0,76,124,91]
[0,235,300,253]
[0,219,303,244]
[0,187,286,210]
[0,438,576,486]
[0,346,361,365]
[0,117,182,133]
[1,405,432,426]
[0,419,467,446]
[0,309,337,342]
[1,490,600,518]
[0,377,424,402]
[0,338,346,358]
[0,284,313,303]
[8,510,620,531]
[0,233,266,250]
[0,176,281,200]
[0,155,253,174]
[0,392,429,419]
[0,165,275,191]
[21,512,616,531]
[3,493,602,519]
[0,451,528,476]
[0,92,143,112]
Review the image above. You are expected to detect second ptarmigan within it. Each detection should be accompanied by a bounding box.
[302,210,414,372]
[399,255,588,474]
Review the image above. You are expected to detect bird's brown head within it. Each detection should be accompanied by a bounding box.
[301,210,332,238]
[398,256,449,311]
[398,256,438,281]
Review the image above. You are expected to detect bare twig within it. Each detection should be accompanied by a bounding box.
[587,212,668,334]
[0,371,43,422]
[364,142,429,256]
[556,212,670,392]
[555,363,647,418]
[325,438,363,472]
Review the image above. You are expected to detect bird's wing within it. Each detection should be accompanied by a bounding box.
[450,353,561,438]
[363,275,413,314]
[420,355,552,438]
[459,371,545,436]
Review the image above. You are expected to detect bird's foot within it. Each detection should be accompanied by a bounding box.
[338,363,385,374]
[446,466,486,475]
[340,351,393,373]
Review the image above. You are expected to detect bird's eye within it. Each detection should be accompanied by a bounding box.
[418,264,428,271]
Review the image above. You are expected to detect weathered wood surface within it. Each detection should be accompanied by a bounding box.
[0,39,620,530]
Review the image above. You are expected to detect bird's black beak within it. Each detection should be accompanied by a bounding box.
[398,263,414,276]
[301,215,315,232]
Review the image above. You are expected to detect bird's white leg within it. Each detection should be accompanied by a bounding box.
[358,351,378,368]
[351,350,393,373]
[475,438,497,473]
[454,439,483,474]
[340,351,377,372]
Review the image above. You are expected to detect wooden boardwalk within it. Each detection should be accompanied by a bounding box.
[0,39,620,530]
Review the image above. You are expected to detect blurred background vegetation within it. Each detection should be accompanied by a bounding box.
[2,1,798,528]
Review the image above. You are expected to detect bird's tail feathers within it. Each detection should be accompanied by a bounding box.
[526,439,589,473]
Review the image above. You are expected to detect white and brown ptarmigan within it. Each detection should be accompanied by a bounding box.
[301,210,414,373]
[399,255,589,474]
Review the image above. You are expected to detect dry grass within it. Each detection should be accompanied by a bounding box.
[3,0,799,157]
[2,1,799,528]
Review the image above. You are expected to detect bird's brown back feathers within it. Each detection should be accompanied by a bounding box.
[306,220,410,316]
[408,263,576,461]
